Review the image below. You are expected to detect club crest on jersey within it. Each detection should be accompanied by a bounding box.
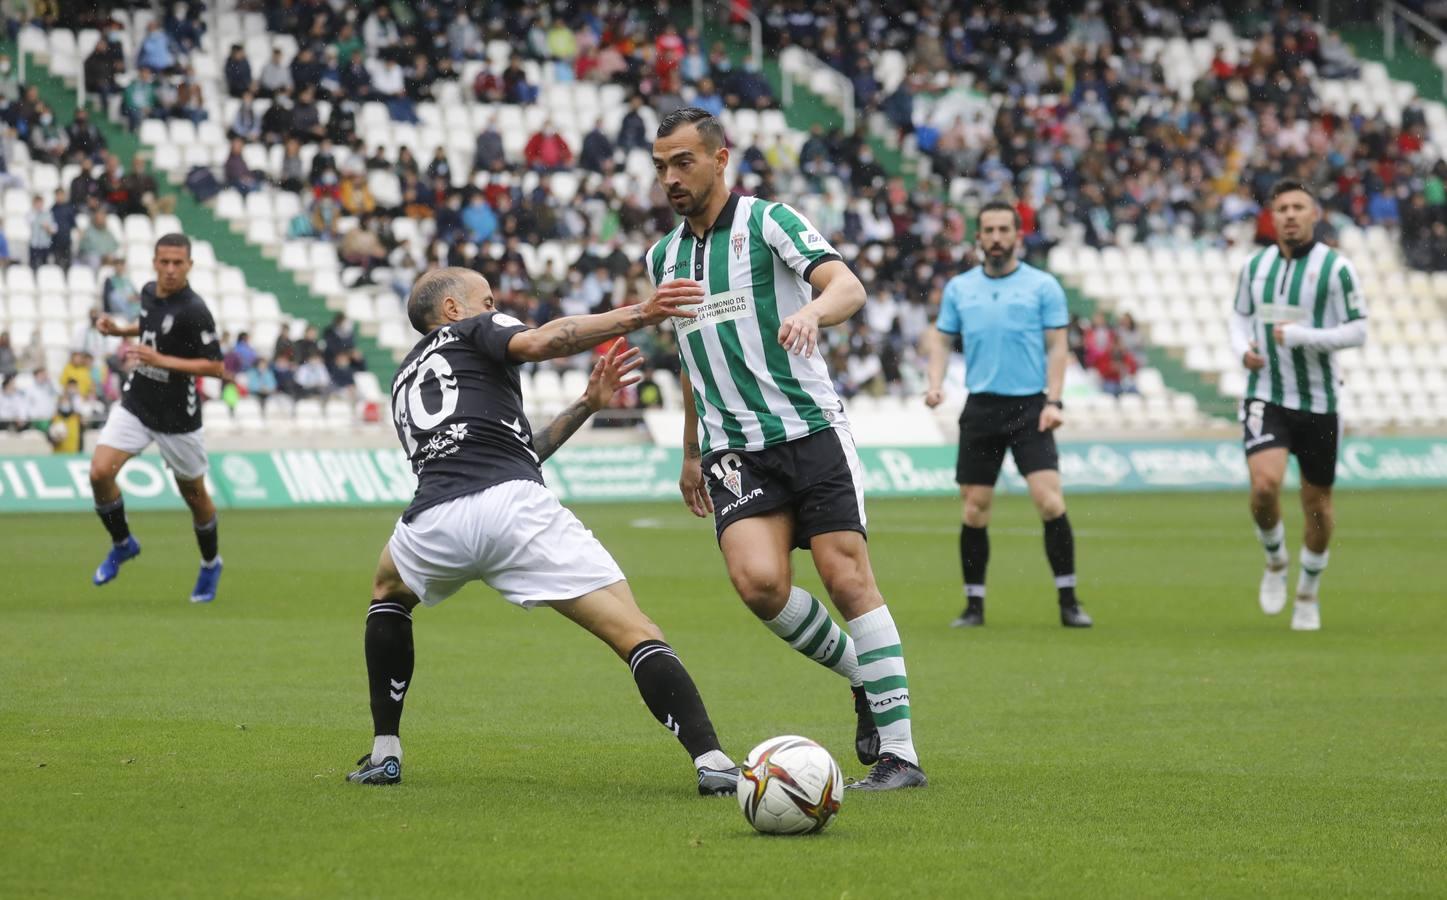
[732,233,746,258]
[710,453,744,499]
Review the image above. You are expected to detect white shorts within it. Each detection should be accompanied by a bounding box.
[97,404,209,480]
[387,479,626,608]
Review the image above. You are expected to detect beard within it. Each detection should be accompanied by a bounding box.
[670,184,711,218]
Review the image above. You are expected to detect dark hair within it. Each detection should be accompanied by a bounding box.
[154,233,192,258]
[655,106,725,151]
[1270,179,1316,203]
[407,267,473,334]
[977,200,1021,230]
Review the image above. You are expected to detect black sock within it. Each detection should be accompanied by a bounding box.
[194,516,219,563]
[365,601,415,737]
[960,524,989,607]
[96,498,130,544]
[1043,514,1077,606]
[627,640,722,762]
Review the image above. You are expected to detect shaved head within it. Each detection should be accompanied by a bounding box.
[408,267,491,334]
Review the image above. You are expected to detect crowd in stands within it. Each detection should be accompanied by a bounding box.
[218,312,371,409]
[7,0,1447,436]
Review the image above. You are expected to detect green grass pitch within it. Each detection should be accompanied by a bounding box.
[3,490,1445,898]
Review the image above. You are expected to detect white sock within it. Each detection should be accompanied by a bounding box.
[764,586,861,687]
[1298,548,1329,598]
[201,556,222,569]
[372,734,402,765]
[847,605,918,766]
[693,749,734,771]
[1256,521,1288,567]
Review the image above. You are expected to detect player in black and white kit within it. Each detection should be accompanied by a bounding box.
[346,267,743,795]
[90,234,226,603]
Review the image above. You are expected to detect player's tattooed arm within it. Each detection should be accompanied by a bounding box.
[685,439,701,460]
[506,281,703,362]
[534,342,645,462]
[533,399,592,463]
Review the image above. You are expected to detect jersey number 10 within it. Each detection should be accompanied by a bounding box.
[394,354,459,455]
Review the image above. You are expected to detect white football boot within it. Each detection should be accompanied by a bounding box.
[1291,597,1321,632]
[1259,563,1289,615]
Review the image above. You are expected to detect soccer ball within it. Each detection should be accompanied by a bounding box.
[736,735,843,835]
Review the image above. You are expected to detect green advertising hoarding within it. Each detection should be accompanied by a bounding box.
[2,438,1446,513]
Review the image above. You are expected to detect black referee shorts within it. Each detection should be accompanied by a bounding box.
[956,392,1060,486]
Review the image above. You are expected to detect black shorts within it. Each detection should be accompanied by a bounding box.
[956,392,1060,486]
[1241,399,1340,487]
[703,427,865,550]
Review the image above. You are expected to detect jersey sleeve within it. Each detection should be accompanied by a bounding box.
[1040,274,1069,329]
[644,239,663,289]
[178,303,223,361]
[762,202,842,282]
[464,312,533,363]
[936,278,962,334]
[1233,258,1255,315]
[1330,257,1367,324]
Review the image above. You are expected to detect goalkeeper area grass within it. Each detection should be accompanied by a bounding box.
[3,491,1444,898]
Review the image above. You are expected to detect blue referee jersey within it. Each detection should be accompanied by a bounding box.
[937,262,1069,396]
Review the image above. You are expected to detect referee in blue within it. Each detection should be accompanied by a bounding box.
[925,200,1093,628]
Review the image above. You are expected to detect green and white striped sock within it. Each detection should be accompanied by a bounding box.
[848,605,918,765]
[764,586,860,686]
[1256,521,1289,567]
[1298,548,1329,597]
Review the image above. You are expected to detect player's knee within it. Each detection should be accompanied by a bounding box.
[730,566,789,617]
[1034,493,1066,520]
[1249,477,1281,507]
[89,461,114,491]
[962,496,991,525]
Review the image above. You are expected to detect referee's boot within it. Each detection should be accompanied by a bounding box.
[92,535,141,586]
[347,753,402,785]
[851,685,881,765]
[950,599,984,628]
[1060,601,1094,628]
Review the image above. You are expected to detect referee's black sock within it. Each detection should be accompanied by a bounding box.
[194,516,219,564]
[365,600,415,739]
[95,497,131,544]
[1043,514,1077,606]
[627,639,724,763]
[959,524,989,607]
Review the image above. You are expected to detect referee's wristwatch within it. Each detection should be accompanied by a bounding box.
[1045,399,1064,410]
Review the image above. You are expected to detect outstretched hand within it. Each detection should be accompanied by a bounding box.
[583,340,645,412]
[641,279,705,325]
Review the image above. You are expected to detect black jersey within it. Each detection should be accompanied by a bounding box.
[120,282,222,434]
[391,312,543,522]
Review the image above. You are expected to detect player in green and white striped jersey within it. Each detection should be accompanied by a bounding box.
[647,107,925,791]
[1228,180,1368,632]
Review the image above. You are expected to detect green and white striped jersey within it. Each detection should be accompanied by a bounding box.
[1233,242,1367,414]
[645,194,846,453]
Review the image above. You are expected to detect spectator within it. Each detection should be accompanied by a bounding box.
[71,311,107,360]
[363,5,400,52]
[27,105,66,164]
[122,68,157,130]
[277,137,306,192]
[370,57,416,123]
[102,268,141,318]
[67,107,106,163]
[340,49,372,100]
[137,21,179,74]
[461,193,498,243]
[229,90,261,141]
[245,357,278,408]
[118,156,163,218]
[424,147,451,185]
[60,350,95,400]
[579,119,614,173]
[524,122,573,172]
[294,351,331,398]
[234,331,259,372]
[340,167,377,217]
[447,10,480,62]
[329,351,357,400]
[260,92,295,145]
[27,194,56,269]
[340,219,387,279]
[295,325,321,365]
[76,209,122,269]
[291,86,325,142]
[0,331,16,377]
[322,312,356,356]
[502,56,537,104]
[290,47,324,95]
[258,48,293,98]
[223,43,252,97]
[26,367,58,422]
[0,54,17,105]
[473,118,506,173]
[617,95,649,151]
[223,138,262,194]
[0,374,27,430]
